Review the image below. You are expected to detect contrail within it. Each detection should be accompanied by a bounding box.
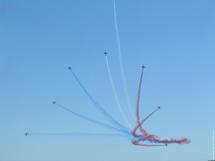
[113,0,134,122]
[52,101,128,134]
[104,52,132,129]
[68,67,128,131]
[25,132,130,138]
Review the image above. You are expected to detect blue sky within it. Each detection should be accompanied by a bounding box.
[0,0,214,161]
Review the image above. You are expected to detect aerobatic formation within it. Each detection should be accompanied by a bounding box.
[26,62,191,147]
[25,0,191,147]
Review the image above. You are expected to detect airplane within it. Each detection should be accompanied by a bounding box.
[104,52,108,56]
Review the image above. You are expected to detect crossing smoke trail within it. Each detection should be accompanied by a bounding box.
[25,1,191,147]
[113,0,134,121]
[67,67,128,131]
[104,52,132,129]
[131,66,191,146]
[25,66,191,147]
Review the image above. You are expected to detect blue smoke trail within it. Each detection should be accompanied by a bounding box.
[52,101,129,135]
[25,132,130,138]
[68,67,128,131]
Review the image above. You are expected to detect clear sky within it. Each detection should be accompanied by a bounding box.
[0,0,214,161]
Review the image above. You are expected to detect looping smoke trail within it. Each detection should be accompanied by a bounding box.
[131,66,191,146]
[132,142,167,147]
[67,67,128,131]
[113,0,134,122]
[105,53,132,129]
[52,101,129,135]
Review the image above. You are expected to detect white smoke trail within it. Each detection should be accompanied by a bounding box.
[105,53,132,129]
[113,0,135,123]
[213,129,215,160]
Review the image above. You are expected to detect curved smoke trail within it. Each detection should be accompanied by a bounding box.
[113,0,134,122]
[52,101,128,134]
[68,67,128,131]
[134,67,148,136]
[105,53,132,129]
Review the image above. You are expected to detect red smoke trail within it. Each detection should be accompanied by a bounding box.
[131,66,191,146]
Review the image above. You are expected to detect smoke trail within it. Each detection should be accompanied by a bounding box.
[105,53,132,129]
[25,132,129,138]
[113,0,134,122]
[68,67,128,131]
[52,101,128,134]
[213,129,215,160]
[134,66,148,136]
[133,106,160,135]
